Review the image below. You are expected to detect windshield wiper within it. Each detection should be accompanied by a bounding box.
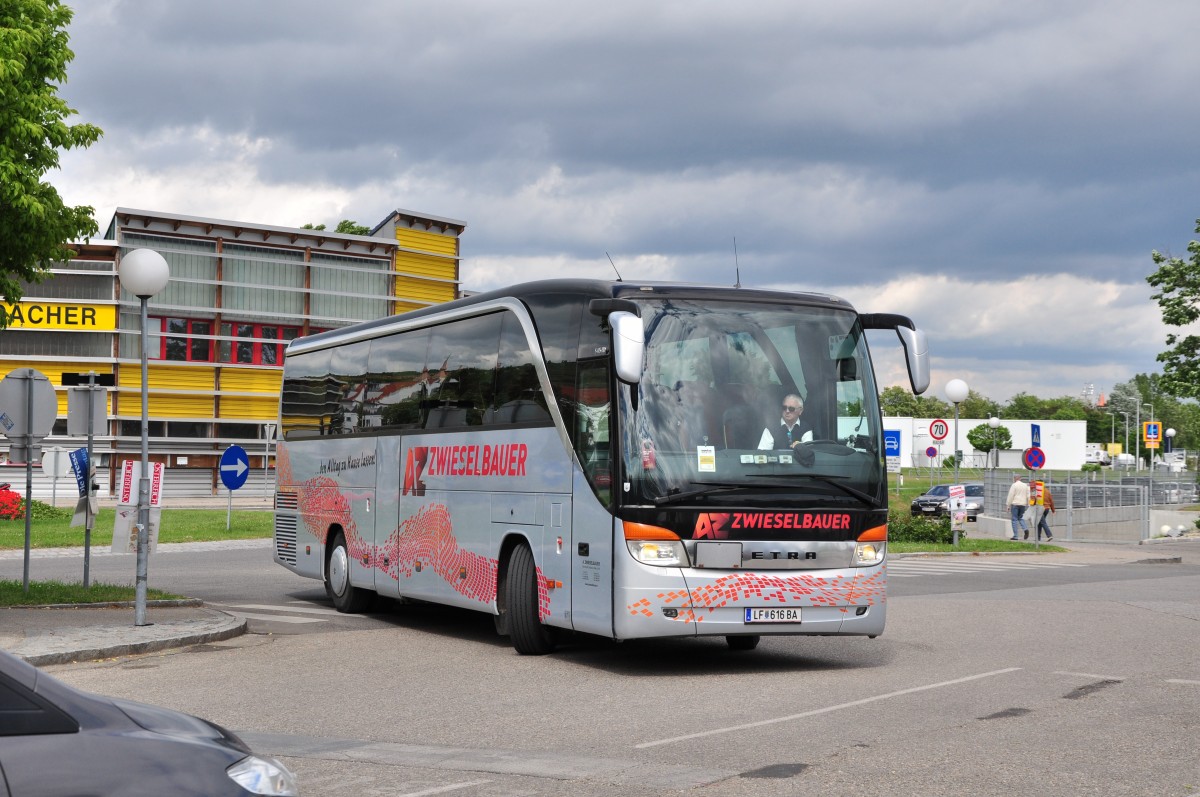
[651,482,746,506]
[747,473,883,507]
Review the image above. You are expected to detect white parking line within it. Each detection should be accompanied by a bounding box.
[229,611,326,624]
[636,667,1022,749]
[1055,671,1126,681]
[397,780,492,797]
[228,603,342,616]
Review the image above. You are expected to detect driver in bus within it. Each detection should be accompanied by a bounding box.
[758,393,813,451]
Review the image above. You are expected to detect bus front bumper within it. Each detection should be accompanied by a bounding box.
[614,561,887,640]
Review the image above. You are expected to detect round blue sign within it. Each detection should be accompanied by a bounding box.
[1022,446,1045,470]
[220,444,250,490]
[925,446,938,458]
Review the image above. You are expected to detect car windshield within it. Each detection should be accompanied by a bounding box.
[617,297,885,508]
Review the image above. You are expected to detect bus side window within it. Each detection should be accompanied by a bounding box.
[367,327,432,430]
[280,347,332,439]
[426,313,502,429]
[329,339,371,433]
[489,311,549,425]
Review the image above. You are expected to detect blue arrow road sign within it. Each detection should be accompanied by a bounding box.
[220,444,250,491]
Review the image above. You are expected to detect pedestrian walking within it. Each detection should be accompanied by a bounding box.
[1037,488,1055,541]
[1006,474,1031,540]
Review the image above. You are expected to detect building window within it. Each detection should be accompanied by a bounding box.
[155,317,214,362]
[220,323,304,365]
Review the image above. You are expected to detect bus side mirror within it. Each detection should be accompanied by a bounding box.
[896,326,930,395]
[610,311,644,384]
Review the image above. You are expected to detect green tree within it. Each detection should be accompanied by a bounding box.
[966,422,1012,455]
[880,385,918,416]
[301,220,371,235]
[0,0,101,320]
[1148,219,1200,398]
[334,219,370,235]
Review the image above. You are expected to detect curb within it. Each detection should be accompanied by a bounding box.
[14,609,248,667]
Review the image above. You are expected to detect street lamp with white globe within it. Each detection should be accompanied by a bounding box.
[120,248,170,627]
[988,416,1000,470]
[944,379,969,545]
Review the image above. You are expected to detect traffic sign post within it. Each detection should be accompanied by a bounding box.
[0,368,57,594]
[884,430,902,493]
[220,445,250,530]
[1143,421,1161,449]
[64,372,111,589]
[929,419,949,441]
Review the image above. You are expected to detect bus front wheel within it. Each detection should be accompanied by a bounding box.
[505,544,556,655]
[325,531,373,613]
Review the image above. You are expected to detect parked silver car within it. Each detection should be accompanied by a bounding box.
[909,482,985,521]
[0,649,297,796]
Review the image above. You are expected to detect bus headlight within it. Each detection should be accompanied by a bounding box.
[853,541,885,566]
[627,539,689,566]
[623,521,690,567]
[854,524,887,567]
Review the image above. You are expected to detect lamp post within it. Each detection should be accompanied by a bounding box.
[1119,411,1129,464]
[945,379,969,547]
[120,248,170,627]
[988,416,1000,470]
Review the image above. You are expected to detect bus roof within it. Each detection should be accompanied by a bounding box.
[292,278,856,352]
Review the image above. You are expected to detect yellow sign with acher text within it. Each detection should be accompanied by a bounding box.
[1,302,116,331]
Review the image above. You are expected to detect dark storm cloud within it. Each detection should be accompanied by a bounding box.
[55,1,1200,399]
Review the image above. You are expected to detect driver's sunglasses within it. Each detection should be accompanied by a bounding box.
[782,404,802,412]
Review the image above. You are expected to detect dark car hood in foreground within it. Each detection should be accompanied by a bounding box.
[0,651,259,797]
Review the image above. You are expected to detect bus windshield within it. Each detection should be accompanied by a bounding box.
[619,298,884,508]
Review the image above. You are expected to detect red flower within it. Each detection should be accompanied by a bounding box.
[0,489,24,520]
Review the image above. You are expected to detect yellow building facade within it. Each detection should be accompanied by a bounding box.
[0,207,465,494]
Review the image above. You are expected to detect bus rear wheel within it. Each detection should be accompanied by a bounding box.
[505,544,556,655]
[325,531,373,613]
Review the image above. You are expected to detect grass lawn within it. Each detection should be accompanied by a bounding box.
[0,579,184,606]
[0,508,274,550]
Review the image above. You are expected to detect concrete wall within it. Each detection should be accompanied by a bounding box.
[884,417,1087,470]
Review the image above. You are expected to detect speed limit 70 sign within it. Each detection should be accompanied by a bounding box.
[929,419,949,441]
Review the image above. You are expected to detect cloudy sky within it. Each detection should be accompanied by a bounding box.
[52,0,1200,404]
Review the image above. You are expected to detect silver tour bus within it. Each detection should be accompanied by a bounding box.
[273,280,929,654]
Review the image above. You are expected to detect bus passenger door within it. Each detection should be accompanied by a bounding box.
[571,473,614,636]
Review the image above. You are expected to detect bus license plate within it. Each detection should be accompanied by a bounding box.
[744,607,801,623]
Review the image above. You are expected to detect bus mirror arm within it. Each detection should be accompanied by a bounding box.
[610,311,644,385]
[860,313,929,395]
[895,326,930,395]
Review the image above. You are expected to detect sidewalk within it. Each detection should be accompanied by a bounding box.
[1,602,246,667]
[0,539,259,666]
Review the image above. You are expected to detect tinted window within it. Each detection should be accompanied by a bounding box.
[280,347,333,438]
[367,328,432,429]
[491,311,548,424]
[425,314,502,429]
[329,339,371,434]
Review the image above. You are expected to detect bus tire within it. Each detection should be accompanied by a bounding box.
[325,531,373,613]
[726,635,760,651]
[505,544,556,655]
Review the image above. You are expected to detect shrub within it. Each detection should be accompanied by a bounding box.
[0,489,21,520]
[887,508,959,544]
[0,491,72,521]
